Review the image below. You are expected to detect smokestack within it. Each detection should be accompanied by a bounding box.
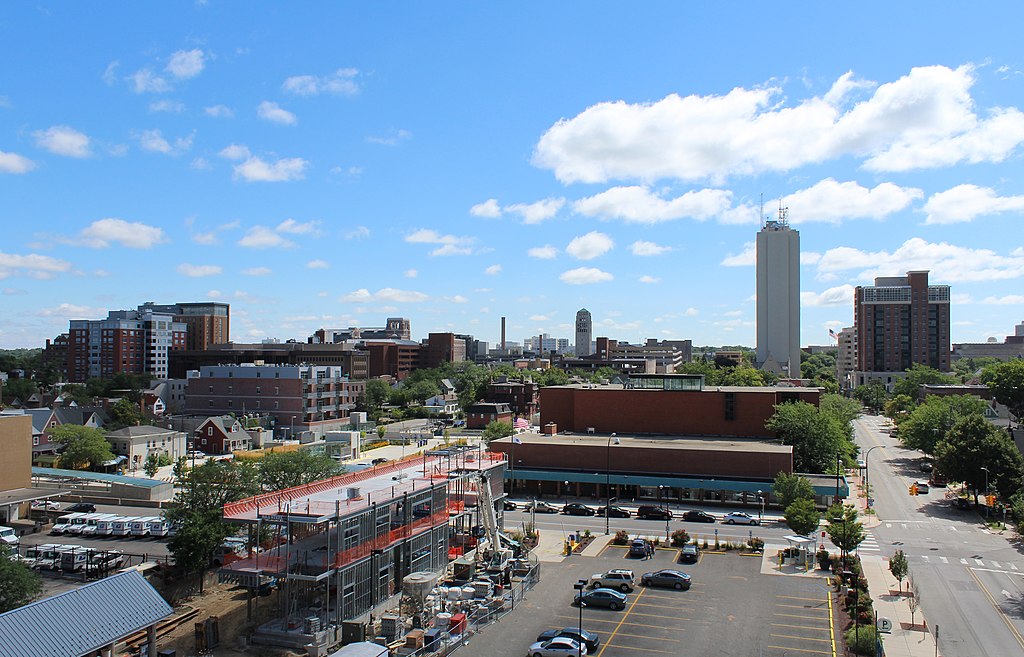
[501,316,506,350]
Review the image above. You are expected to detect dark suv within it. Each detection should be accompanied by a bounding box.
[65,503,96,513]
[636,505,672,520]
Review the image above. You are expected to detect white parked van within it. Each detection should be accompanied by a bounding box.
[60,547,97,572]
[67,513,103,535]
[146,518,170,537]
[111,517,133,537]
[22,543,63,568]
[52,512,87,535]
[130,516,161,537]
[36,544,77,570]
[80,513,120,537]
[0,525,18,549]
[93,515,125,537]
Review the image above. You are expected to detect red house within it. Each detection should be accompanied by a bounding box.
[194,416,251,455]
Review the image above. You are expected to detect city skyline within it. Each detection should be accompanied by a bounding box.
[2,4,1024,350]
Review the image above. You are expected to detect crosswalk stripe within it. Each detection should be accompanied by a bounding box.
[975,559,985,566]
[949,527,958,532]
[921,555,930,562]
[885,523,892,528]
[940,557,948,564]
[991,561,1001,568]
[1011,564,1018,571]
[960,558,968,565]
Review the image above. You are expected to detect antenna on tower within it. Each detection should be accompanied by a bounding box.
[777,199,789,225]
[759,193,765,228]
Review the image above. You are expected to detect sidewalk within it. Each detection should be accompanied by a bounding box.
[861,555,938,657]
[846,469,938,657]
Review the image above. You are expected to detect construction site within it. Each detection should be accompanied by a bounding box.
[218,444,538,655]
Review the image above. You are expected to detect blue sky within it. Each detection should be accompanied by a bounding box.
[2,3,1023,351]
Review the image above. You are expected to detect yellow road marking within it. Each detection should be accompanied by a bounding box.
[595,586,645,657]
[609,631,682,643]
[968,567,1024,651]
[776,604,829,612]
[604,642,678,654]
[768,645,831,655]
[770,633,833,644]
[826,585,837,657]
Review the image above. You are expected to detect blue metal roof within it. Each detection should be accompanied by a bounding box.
[32,466,166,488]
[508,469,849,497]
[0,570,173,657]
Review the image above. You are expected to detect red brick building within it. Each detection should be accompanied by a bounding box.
[486,378,538,418]
[194,416,251,455]
[465,402,513,429]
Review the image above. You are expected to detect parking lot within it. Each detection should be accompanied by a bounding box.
[468,543,837,657]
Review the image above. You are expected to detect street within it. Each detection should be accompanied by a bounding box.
[854,415,1024,656]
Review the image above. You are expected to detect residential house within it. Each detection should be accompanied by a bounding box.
[106,425,186,472]
[194,416,251,455]
[465,402,513,430]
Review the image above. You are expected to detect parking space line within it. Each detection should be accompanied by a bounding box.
[770,642,831,650]
[826,585,837,657]
[777,595,825,602]
[610,631,682,643]
[605,641,678,654]
[595,586,646,657]
[626,611,692,622]
[774,612,828,621]
[776,604,829,612]
[770,633,832,644]
[770,622,832,633]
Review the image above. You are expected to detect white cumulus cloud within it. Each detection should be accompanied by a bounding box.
[177,263,223,277]
[527,245,559,259]
[504,198,565,224]
[470,199,502,218]
[981,294,1024,305]
[559,267,614,285]
[0,252,73,280]
[137,129,193,155]
[816,237,1024,283]
[79,218,166,249]
[566,231,614,260]
[233,156,308,182]
[574,186,734,223]
[149,99,185,113]
[219,144,251,160]
[166,49,205,79]
[204,104,234,118]
[631,240,671,256]
[783,179,923,223]
[0,150,35,174]
[238,226,295,249]
[257,101,297,125]
[33,125,91,158]
[534,64,1024,183]
[801,284,856,307]
[721,243,755,267]
[343,287,429,303]
[307,259,329,269]
[242,267,272,276]
[922,184,1024,224]
[485,265,502,275]
[405,229,474,256]
[128,69,170,93]
[639,275,661,283]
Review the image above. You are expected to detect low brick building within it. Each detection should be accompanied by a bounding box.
[465,402,513,429]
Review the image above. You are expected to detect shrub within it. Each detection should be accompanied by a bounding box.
[583,529,591,538]
[613,530,629,546]
[701,538,709,549]
[843,624,879,656]
[748,537,764,551]
[671,529,690,547]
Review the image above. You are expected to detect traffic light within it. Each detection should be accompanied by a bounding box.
[987,494,997,507]
[909,484,918,496]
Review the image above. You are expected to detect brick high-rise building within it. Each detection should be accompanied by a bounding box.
[854,271,951,387]
[68,307,187,382]
[139,302,230,351]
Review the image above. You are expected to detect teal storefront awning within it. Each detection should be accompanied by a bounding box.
[506,468,849,498]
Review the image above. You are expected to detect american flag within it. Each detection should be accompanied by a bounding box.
[829,328,838,340]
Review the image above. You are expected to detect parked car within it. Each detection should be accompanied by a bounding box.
[588,569,635,592]
[186,450,206,459]
[641,569,692,590]
[0,525,19,548]
[679,544,700,563]
[595,505,631,518]
[65,503,96,514]
[914,481,930,494]
[536,628,600,653]
[371,457,389,465]
[31,500,61,511]
[628,538,651,558]
[574,588,628,611]
[636,505,672,520]
[526,501,560,514]
[562,503,596,516]
[919,460,934,473]
[681,510,716,523]
[503,500,517,511]
[952,497,972,510]
[527,636,587,657]
[722,512,758,526]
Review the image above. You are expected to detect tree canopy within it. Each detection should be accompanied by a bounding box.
[482,420,514,445]
[108,398,143,429]
[898,394,988,454]
[891,364,956,399]
[50,424,115,470]
[982,359,1024,424]
[258,449,344,491]
[765,401,852,473]
[0,545,42,613]
[772,472,816,509]
[783,498,821,536]
[826,504,866,560]
[934,414,1024,498]
[853,381,887,413]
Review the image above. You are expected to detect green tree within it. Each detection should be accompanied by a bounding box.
[820,394,861,429]
[361,379,391,416]
[534,368,569,387]
[898,395,988,454]
[891,363,955,399]
[50,424,115,470]
[61,383,93,406]
[766,401,850,473]
[108,397,143,429]
[826,504,866,562]
[0,544,43,613]
[934,414,1024,498]
[481,420,514,445]
[258,449,344,491]
[783,498,821,536]
[883,394,916,422]
[1,378,37,404]
[144,453,160,478]
[718,366,767,387]
[772,472,816,509]
[982,359,1024,425]
[889,549,909,592]
[952,356,1001,382]
[853,381,887,413]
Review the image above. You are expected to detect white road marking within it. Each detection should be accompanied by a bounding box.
[991,561,1002,569]
[975,559,985,566]
[940,557,948,564]
[960,558,969,565]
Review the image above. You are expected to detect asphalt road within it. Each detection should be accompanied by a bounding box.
[854,415,1024,656]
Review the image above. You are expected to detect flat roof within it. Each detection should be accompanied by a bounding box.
[223,450,505,523]
[494,432,792,454]
[31,467,167,488]
[548,383,819,393]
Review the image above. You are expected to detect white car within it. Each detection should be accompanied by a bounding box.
[722,512,759,526]
[31,500,61,511]
[588,569,635,592]
[527,636,587,657]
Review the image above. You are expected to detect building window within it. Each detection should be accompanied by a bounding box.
[32,436,39,446]
[724,393,735,421]
[208,427,214,437]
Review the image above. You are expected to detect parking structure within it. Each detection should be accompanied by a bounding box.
[471,542,837,657]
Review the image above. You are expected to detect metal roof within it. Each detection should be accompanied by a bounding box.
[31,466,166,488]
[0,570,173,657]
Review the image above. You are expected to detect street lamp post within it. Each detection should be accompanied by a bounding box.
[573,579,587,657]
[835,452,842,505]
[604,434,619,535]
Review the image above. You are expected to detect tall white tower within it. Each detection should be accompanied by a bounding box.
[575,308,593,356]
[755,208,800,377]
